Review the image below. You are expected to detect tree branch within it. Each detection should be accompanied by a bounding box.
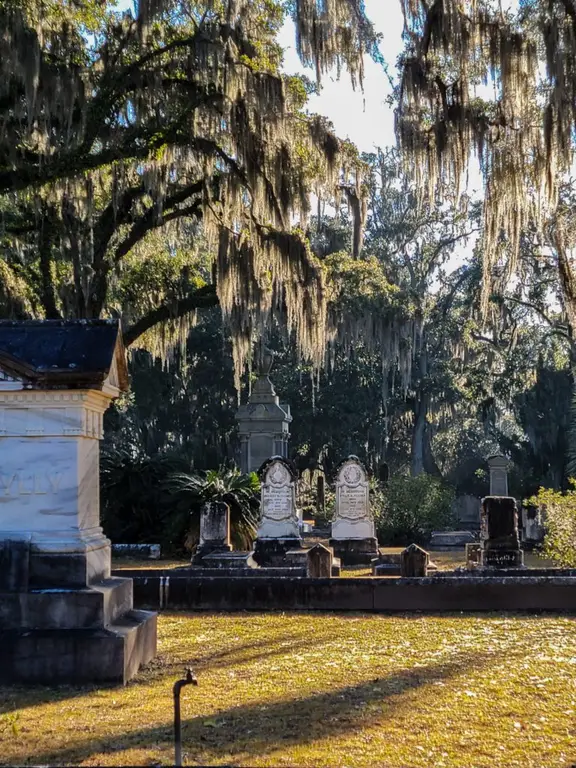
[89,181,205,317]
[501,294,564,331]
[122,284,219,347]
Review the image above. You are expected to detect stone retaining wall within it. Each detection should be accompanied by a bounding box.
[113,571,576,613]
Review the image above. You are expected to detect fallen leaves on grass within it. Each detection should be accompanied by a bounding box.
[1,613,576,767]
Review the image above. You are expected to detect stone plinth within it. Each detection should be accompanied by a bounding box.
[371,553,402,576]
[194,552,257,569]
[428,530,476,551]
[480,496,524,568]
[191,501,232,564]
[235,375,291,474]
[329,456,378,565]
[112,543,161,560]
[401,543,429,577]
[253,457,302,565]
[0,320,156,684]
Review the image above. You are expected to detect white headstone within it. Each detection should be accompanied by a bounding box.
[257,458,299,538]
[331,456,375,540]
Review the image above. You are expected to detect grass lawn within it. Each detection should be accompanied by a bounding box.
[1,612,576,767]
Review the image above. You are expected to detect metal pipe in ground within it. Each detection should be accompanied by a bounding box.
[173,667,198,766]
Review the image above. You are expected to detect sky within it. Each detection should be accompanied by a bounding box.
[279,0,404,153]
[116,0,404,153]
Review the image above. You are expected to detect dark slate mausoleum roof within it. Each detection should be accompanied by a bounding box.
[0,319,129,391]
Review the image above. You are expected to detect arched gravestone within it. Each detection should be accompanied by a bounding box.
[329,456,379,565]
[0,320,157,684]
[253,456,302,566]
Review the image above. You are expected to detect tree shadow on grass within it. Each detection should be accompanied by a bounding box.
[130,627,330,686]
[26,650,494,766]
[0,629,322,713]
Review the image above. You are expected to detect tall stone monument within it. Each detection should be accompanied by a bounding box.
[235,347,291,474]
[480,496,524,567]
[329,456,379,564]
[0,320,157,684]
[487,454,510,496]
[253,456,301,565]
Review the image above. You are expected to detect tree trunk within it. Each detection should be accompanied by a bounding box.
[38,215,61,320]
[411,392,428,476]
[410,338,428,477]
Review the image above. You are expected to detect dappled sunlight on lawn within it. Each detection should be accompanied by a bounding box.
[1,613,575,767]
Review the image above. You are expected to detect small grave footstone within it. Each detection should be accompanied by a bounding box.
[253,457,302,566]
[191,502,232,565]
[465,542,482,569]
[329,456,379,565]
[401,544,429,577]
[306,543,334,578]
[480,496,524,567]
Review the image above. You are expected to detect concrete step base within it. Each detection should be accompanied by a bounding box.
[0,609,157,684]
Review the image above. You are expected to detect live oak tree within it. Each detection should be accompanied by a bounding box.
[0,0,374,377]
[397,0,576,323]
[362,149,481,475]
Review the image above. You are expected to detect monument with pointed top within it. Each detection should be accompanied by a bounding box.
[235,346,292,474]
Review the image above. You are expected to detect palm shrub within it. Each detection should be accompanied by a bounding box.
[374,474,456,546]
[168,467,260,550]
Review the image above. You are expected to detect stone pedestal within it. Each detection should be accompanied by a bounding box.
[253,457,302,566]
[480,496,524,568]
[0,320,157,684]
[236,375,291,474]
[329,456,378,565]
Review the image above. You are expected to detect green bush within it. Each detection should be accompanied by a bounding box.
[527,482,576,567]
[374,474,456,546]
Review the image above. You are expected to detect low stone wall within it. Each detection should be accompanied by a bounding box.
[113,571,576,613]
